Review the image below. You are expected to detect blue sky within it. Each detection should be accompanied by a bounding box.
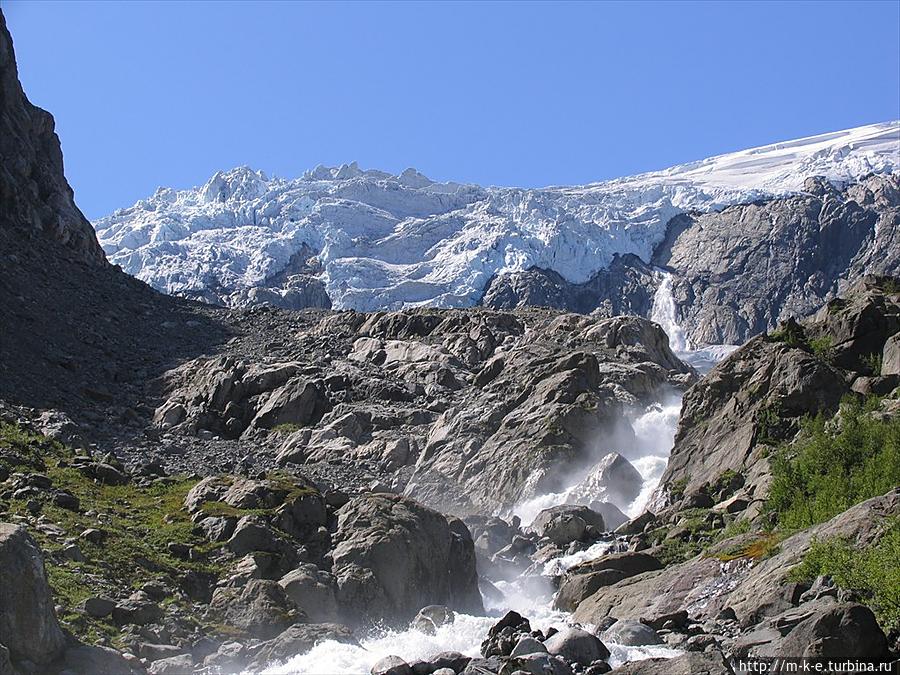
[4,0,900,219]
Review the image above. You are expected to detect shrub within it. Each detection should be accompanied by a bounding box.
[807,335,833,358]
[767,398,900,529]
[790,520,900,632]
[861,352,883,376]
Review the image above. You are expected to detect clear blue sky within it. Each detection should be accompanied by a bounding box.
[4,0,900,219]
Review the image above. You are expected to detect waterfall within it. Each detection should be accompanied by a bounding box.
[650,270,689,353]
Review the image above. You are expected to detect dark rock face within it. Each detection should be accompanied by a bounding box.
[331,493,483,627]
[0,523,67,665]
[0,12,104,266]
[656,277,900,503]
[481,254,656,318]
[654,175,900,346]
[483,175,899,348]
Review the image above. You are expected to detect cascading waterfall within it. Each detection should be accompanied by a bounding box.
[650,270,689,353]
[260,284,738,675]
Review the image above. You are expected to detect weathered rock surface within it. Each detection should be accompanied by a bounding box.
[332,493,483,627]
[0,523,67,665]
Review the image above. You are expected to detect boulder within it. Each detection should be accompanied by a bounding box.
[332,494,483,627]
[372,655,413,675]
[606,650,733,674]
[62,645,145,675]
[567,453,643,511]
[544,627,610,665]
[532,505,604,545]
[207,579,300,639]
[147,654,194,675]
[601,619,662,646]
[555,552,663,612]
[278,564,339,622]
[411,605,455,635]
[0,523,67,664]
[246,623,357,670]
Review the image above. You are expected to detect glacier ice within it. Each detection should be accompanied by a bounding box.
[94,121,900,311]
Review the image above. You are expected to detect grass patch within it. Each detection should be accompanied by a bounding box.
[808,335,833,359]
[271,423,302,434]
[712,533,781,562]
[861,352,883,376]
[0,422,218,644]
[766,398,900,529]
[789,520,900,632]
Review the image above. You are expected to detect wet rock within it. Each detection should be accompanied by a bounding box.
[500,652,574,675]
[411,605,456,635]
[246,623,357,670]
[567,453,643,511]
[510,636,548,656]
[601,619,662,646]
[532,505,604,546]
[555,552,663,612]
[544,627,610,666]
[372,655,414,675]
[0,523,67,664]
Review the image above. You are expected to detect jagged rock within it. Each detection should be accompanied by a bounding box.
[332,494,483,627]
[278,564,339,623]
[207,579,300,639]
[532,505,605,545]
[572,488,899,628]
[555,552,663,612]
[567,453,644,510]
[112,594,163,626]
[0,523,67,664]
[500,652,574,675]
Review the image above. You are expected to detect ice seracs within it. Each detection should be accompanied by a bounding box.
[94,121,900,312]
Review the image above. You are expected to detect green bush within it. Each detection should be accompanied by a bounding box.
[767,398,900,529]
[807,335,833,358]
[861,352,883,376]
[790,520,900,631]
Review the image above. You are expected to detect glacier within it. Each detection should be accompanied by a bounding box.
[94,121,900,311]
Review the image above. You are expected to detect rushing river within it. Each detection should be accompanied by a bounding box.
[258,277,736,674]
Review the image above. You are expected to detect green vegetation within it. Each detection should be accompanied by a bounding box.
[808,335,834,358]
[861,352,883,376]
[790,520,900,631]
[766,320,807,348]
[668,477,688,501]
[712,532,781,562]
[767,398,900,530]
[0,422,216,646]
[271,422,302,434]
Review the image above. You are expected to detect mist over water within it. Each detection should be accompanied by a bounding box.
[260,282,733,674]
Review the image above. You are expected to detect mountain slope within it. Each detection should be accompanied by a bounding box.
[94,122,900,341]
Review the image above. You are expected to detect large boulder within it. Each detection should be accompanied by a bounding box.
[332,494,483,627]
[555,552,663,612]
[245,623,357,670]
[0,523,67,665]
[207,579,301,639]
[278,564,339,623]
[567,452,643,510]
[531,505,604,546]
[543,627,610,665]
[607,650,733,675]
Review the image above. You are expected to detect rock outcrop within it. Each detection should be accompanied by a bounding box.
[0,523,67,666]
[331,493,483,627]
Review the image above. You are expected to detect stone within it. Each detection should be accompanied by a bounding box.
[0,523,67,664]
[147,653,194,674]
[510,636,548,657]
[227,515,284,556]
[411,605,456,635]
[332,494,482,627]
[112,596,163,626]
[80,528,105,544]
[543,627,610,666]
[278,564,339,623]
[246,623,357,670]
[555,552,663,612]
[605,650,733,674]
[138,643,185,662]
[83,597,116,618]
[62,645,145,675]
[372,655,414,675]
[207,579,300,639]
[601,619,662,646]
[52,491,80,511]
